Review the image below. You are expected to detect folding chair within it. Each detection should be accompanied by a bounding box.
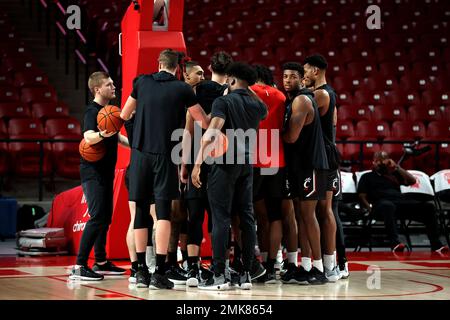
[430,170,450,244]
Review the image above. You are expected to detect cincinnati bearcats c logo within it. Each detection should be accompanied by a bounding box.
[304,177,312,190]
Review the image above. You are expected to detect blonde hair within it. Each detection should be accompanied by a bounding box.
[88,71,110,95]
[158,49,179,70]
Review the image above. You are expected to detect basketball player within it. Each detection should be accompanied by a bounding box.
[303,54,342,281]
[180,51,232,287]
[120,49,210,289]
[191,62,267,290]
[250,64,289,283]
[283,64,329,285]
[183,60,205,89]
[69,72,129,281]
[124,115,157,283]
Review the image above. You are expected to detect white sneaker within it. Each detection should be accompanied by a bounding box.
[339,262,350,279]
[146,246,156,273]
[324,266,340,282]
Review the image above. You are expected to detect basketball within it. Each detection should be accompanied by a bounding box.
[79,138,106,162]
[208,132,228,158]
[97,105,124,133]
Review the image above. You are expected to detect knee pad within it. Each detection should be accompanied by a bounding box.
[134,201,152,229]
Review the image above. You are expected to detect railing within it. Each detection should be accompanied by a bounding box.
[0,137,80,201]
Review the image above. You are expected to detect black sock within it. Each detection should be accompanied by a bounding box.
[234,244,242,260]
[131,261,138,271]
[187,256,199,268]
[156,254,167,275]
[137,252,146,270]
[181,249,188,262]
[266,258,276,272]
[167,251,177,267]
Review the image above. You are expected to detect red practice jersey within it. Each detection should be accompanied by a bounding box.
[251,84,286,168]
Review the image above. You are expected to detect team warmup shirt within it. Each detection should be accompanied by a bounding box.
[286,89,329,171]
[251,84,286,168]
[80,101,118,182]
[130,71,198,154]
[211,88,267,164]
[316,83,337,144]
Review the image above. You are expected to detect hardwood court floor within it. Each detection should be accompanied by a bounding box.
[0,252,449,300]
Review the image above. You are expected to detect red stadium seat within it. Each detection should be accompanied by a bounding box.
[338,105,371,123]
[31,102,70,122]
[353,91,386,106]
[385,90,421,107]
[422,91,450,106]
[336,120,355,140]
[372,105,407,123]
[408,105,442,123]
[13,70,49,88]
[0,102,31,121]
[336,91,353,106]
[355,120,390,140]
[0,86,19,102]
[45,118,82,179]
[391,120,426,140]
[0,74,13,87]
[0,120,8,175]
[379,62,408,78]
[7,118,52,177]
[426,121,450,139]
[20,86,58,105]
[345,138,381,168]
[332,77,362,93]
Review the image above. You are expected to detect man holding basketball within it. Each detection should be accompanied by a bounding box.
[70,71,129,281]
[120,49,210,289]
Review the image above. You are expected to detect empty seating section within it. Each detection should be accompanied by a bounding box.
[2,0,450,178]
[0,12,80,179]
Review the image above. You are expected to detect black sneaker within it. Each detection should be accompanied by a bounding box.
[136,268,151,288]
[186,265,200,287]
[200,265,214,281]
[264,269,277,284]
[307,267,328,285]
[69,265,104,281]
[250,259,266,281]
[281,263,298,284]
[238,271,252,290]
[129,269,137,283]
[294,266,310,285]
[198,273,230,291]
[228,267,241,287]
[92,261,126,275]
[150,272,174,290]
[166,265,188,285]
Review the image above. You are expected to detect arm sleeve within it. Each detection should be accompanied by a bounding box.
[211,98,227,120]
[83,107,98,133]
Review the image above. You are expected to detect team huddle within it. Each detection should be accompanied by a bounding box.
[70,48,350,291]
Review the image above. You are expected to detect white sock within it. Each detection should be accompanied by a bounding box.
[225,259,230,270]
[260,252,268,262]
[146,246,154,268]
[334,250,338,266]
[301,257,312,272]
[313,259,324,273]
[324,254,335,270]
[287,252,298,266]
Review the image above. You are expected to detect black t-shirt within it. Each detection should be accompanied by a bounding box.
[211,88,267,163]
[357,170,407,203]
[124,117,135,146]
[80,101,118,182]
[188,80,227,164]
[131,71,198,154]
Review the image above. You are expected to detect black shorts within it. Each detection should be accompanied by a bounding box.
[184,163,210,200]
[288,169,328,201]
[125,166,156,204]
[253,167,287,201]
[128,149,179,201]
[328,169,343,200]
